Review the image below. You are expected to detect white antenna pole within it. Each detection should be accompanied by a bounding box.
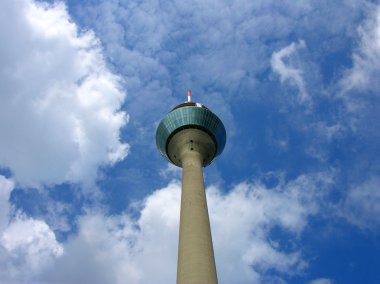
[187,89,191,102]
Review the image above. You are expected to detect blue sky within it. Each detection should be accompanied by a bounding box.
[0,0,380,283]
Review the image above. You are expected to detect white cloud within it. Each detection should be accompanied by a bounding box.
[0,0,128,188]
[208,173,331,283]
[338,4,380,140]
[0,215,63,281]
[39,182,181,284]
[0,176,63,282]
[341,5,380,93]
[339,176,380,232]
[0,172,331,284]
[309,278,333,284]
[271,40,309,103]
[0,176,14,231]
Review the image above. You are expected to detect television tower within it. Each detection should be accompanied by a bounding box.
[156,90,226,284]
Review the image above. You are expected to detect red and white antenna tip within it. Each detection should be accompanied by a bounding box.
[187,89,191,102]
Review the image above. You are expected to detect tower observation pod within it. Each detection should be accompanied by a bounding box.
[156,91,226,284]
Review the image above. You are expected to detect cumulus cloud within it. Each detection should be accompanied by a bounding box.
[34,182,181,284]
[208,173,331,283]
[0,175,63,281]
[271,40,309,103]
[0,172,331,284]
[0,0,128,188]
[0,216,63,278]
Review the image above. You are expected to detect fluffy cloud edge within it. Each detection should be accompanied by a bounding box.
[0,0,129,189]
[1,171,335,284]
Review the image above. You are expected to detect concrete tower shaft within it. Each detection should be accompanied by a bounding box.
[173,129,218,284]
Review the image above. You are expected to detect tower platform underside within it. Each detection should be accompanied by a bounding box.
[168,128,216,167]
